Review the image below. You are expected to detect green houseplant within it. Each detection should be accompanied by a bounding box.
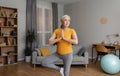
[25,47,31,56]
[25,30,36,62]
[26,30,36,50]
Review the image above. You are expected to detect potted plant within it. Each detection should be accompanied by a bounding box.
[26,30,36,48]
[25,30,36,62]
[24,47,32,62]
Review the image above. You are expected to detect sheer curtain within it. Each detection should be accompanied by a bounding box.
[26,0,37,49]
[37,2,52,47]
[36,2,58,47]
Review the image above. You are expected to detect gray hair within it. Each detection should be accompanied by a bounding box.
[61,15,71,21]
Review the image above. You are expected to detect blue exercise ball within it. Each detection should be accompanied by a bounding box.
[100,54,120,74]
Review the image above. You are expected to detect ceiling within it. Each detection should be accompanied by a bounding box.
[42,0,81,5]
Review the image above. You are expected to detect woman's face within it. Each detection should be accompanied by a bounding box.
[61,17,70,28]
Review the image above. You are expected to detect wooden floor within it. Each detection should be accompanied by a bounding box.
[0,60,120,76]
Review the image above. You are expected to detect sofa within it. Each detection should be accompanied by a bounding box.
[32,45,89,69]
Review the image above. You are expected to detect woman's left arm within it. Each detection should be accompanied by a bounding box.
[62,30,78,44]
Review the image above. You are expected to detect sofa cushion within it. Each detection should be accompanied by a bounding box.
[35,48,41,56]
[78,47,86,56]
[72,45,82,55]
[73,55,85,61]
[47,45,56,53]
[39,47,51,56]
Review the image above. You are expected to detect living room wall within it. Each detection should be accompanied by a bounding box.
[0,0,26,61]
[64,0,120,58]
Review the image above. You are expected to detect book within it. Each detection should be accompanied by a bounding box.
[11,12,17,18]
[3,11,7,17]
[0,20,2,26]
[0,7,1,16]
[0,62,3,66]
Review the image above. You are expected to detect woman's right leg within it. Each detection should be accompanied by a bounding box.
[41,52,61,71]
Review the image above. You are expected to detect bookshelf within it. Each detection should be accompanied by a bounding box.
[0,6,18,66]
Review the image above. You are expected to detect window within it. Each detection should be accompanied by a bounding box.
[37,7,52,47]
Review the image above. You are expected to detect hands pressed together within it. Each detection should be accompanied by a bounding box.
[49,29,78,45]
[56,29,75,44]
[56,29,66,42]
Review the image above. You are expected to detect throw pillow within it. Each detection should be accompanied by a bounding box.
[39,47,51,56]
[78,47,86,56]
[35,48,41,56]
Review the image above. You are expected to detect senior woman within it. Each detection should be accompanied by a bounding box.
[41,15,78,76]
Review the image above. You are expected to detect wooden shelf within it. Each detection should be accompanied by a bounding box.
[0,6,18,66]
[0,26,17,28]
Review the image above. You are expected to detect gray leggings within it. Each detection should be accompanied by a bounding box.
[41,52,73,76]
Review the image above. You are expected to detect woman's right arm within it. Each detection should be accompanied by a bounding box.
[49,33,62,45]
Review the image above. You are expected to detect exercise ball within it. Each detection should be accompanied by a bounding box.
[100,54,120,74]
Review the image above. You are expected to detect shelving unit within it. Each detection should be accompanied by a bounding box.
[0,6,18,66]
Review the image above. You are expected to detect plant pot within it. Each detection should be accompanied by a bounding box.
[25,56,31,62]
